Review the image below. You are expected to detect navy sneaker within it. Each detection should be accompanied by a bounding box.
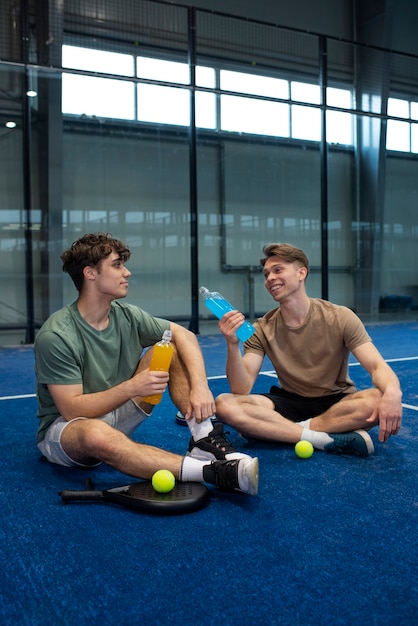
[324,429,374,456]
[188,423,251,461]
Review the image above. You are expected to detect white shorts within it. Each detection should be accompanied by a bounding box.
[37,400,149,468]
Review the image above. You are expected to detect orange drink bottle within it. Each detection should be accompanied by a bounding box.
[142,330,174,404]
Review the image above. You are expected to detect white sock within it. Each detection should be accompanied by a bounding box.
[302,427,333,450]
[188,415,214,441]
[180,456,206,482]
[297,418,312,428]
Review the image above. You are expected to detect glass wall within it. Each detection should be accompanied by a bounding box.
[0,64,29,343]
[0,0,418,345]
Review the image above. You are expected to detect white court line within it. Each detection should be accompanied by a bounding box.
[350,355,418,366]
[0,393,36,401]
[208,370,277,380]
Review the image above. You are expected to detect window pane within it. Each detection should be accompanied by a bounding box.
[196,66,215,88]
[137,56,189,84]
[220,70,289,98]
[62,45,134,76]
[137,84,189,125]
[62,74,135,118]
[411,104,418,153]
[386,120,410,151]
[195,67,216,128]
[327,87,352,109]
[221,94,289,137]
[292,104,320,140]
[196,91,216,129]
[291,82,320,104]
[411,123,418,153]
[387,97,409,118]
[326,110,353,145]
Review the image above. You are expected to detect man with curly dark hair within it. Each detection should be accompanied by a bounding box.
[34,233,258,495]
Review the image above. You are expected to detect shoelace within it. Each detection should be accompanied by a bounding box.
[209,430,235,453]
[213,459,239,489]
[331,433,364,454]
[333,433,355,447]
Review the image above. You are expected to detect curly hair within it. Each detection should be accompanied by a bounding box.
[61,232,131,292]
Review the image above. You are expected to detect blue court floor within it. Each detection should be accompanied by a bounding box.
[0,320,417,626]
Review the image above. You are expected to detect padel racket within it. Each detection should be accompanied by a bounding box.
[59,481,211,515]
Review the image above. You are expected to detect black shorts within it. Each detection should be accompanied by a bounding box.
[262,386,348,423]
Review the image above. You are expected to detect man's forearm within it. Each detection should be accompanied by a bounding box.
[372,362,402,400]
[226,344,252,394]
[52,378,139,422]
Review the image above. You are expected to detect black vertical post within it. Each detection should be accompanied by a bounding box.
[188,7,199,333]
[319,35,329,301]
[21,0,35,343]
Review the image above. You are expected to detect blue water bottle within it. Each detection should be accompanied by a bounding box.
[199,286,256,342]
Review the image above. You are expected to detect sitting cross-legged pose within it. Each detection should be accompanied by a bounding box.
[214,242,402,457]
[34,232,258,495]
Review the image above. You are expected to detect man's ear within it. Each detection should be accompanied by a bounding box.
[298,266,308,281]
[83,265,96,282]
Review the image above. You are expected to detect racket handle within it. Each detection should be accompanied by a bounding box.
[59,489,104,502]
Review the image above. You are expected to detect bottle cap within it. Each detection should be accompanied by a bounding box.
[162,330,172,342]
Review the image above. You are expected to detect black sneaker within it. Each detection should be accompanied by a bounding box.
[324,429,374,456]
[176,410,219,426]
[188,423,251,461]
[205,458,259,495]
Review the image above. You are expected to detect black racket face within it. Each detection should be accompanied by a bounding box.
[107,481,211,515]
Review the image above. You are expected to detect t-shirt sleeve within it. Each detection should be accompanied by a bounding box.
[341,307,372,351]
[127,306,170,347]
[35,330,83,385]
[243,319,266,356]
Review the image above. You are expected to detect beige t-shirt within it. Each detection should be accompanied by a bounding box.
[245,298,372,397]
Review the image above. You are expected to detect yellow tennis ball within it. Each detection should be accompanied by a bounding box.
[152,469,176,493]
[295,440,314,459]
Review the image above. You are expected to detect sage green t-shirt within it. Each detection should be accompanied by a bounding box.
[34,301,170,442]
[245,298,372,397]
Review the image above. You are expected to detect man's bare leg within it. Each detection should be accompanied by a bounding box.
[167,350,215,436]
[61,418,184,479]
[215,389,379,456]
[310,388,381,433]
[125,347,251,463]
[215,393,305,443]
[59,419,259,494]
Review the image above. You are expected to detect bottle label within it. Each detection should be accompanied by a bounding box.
[142,339,174,405]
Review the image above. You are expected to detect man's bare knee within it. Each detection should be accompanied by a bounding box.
[63,419,120,462]
[350,387,382,414]
[215,393,235,416]
[363,388,382,420]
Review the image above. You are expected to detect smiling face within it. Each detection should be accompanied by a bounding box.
[262,255,308,303]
